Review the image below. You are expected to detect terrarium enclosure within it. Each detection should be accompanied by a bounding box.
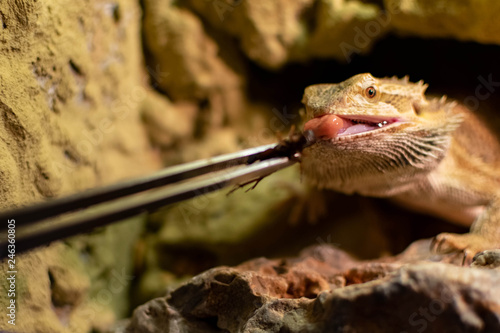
[1,0,500,332]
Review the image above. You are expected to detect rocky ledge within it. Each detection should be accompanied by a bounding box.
[125,240,500,333]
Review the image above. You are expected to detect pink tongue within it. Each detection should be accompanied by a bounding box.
[304,115,344,139]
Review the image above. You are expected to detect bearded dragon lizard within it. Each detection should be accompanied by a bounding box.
[300,73,500,266]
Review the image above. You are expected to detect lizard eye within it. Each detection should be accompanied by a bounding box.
[365,86,377,99]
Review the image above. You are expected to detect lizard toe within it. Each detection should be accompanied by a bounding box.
[431,232,460,254]
[431,233,495,266]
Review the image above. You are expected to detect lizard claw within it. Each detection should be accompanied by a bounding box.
[431,232,499,267]
[430,233,462,254]
[471,250,500,269]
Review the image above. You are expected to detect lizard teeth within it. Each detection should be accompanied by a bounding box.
[341,118,392,136]
[352,119,388,128]
[329,120,399,142]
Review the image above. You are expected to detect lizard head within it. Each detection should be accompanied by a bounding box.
[300,73,463,195]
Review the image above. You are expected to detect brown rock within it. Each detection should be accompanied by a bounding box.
[385,0,500,45]
[0,0,161,331]
[142,0,247,128]
[184,0,388,68]
[126,243,500,333]
[184,0,315,69]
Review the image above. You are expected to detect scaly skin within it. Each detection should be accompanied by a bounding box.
[301,73,500,265]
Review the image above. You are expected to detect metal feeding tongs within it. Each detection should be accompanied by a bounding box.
[0,131,316,258]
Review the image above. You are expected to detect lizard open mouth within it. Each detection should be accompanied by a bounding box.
[304,114,400,141]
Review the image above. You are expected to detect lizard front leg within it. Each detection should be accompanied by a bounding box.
[432,196,500,266]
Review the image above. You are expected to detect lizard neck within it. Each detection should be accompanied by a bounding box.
[301,126,451,197]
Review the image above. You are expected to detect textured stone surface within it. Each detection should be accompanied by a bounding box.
[0,0,164,332]
[185,0,387,68]
[184,0,315,69]
[182,0,500,69]
[3,0,500,332]
[385,0,500,45]
[126,243,500,333]
[142,0,247,129]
